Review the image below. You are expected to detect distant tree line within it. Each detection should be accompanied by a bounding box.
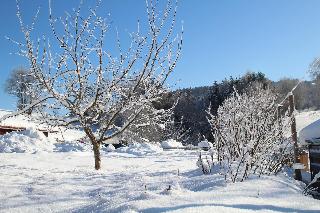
[156,71,320,145]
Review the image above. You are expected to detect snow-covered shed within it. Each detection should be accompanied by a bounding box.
[298,118,320,182]
[0,109,54,137]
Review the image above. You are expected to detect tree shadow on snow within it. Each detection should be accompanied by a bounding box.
[178,169,226,192]
[141,203,320,213]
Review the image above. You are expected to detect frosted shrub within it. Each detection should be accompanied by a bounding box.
[207,84,292,182]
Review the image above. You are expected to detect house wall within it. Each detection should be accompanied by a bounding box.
[0,128,14,135]
[0,129,7,135]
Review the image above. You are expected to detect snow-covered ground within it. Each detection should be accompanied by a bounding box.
[0,148,319,212]
[0,111,320,212]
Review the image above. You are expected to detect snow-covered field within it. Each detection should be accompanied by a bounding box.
[0,111,320,212]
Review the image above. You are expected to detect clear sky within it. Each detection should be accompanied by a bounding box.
[1,0,320,110]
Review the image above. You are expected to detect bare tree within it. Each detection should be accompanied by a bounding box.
[119,99,175,144]
[207,84,292,182]
[163,115,190,143]
[4,67,40,114]
[309,57,320,81]
[8,0,182,170]
[119,98,190,144]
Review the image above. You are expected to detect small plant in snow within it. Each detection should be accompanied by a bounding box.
[207,84,292,182]
[197,151,212,174]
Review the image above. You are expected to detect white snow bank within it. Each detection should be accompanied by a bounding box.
[0,127,53,153]
[50,128,86,142]
[198,140,213,149]
[54,141,92,152]
[116,142,162,156]
[161,139,183,149]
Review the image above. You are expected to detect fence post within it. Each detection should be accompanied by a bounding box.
[288,93,302,181]
[277,104,283,121]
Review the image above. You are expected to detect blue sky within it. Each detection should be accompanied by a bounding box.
[1,0,320,110]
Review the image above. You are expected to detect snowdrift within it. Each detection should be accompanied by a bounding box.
[0,128,54,153]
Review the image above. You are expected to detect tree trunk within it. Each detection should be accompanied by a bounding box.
[288,93,302,181]
[92,141,101,170]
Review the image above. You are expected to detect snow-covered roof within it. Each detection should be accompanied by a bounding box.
[299,119,320,145]
[296,110,320,133]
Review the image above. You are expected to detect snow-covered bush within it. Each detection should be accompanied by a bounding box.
[161,139,183,149]
[105,144,115,152]
[198,139,213,150]
[207,84,292,182]
[116,142,162,156]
